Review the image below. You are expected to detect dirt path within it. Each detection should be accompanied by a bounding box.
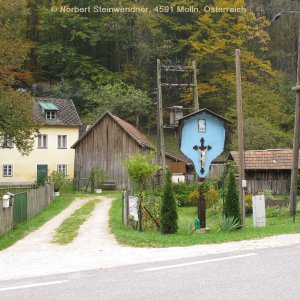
[0,196,300,281]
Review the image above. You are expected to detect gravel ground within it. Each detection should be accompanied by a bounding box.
[0,196,300,281]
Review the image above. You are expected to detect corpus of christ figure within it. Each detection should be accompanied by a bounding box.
[193,137,212,175]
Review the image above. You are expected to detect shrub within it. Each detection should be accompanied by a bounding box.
[188,189,199,206]
[160,171,178,234]
[123,152,160,192]
[90,166,107,190]
[224,169,240,223]
[173,182,199,206]
[214,216,240,232]
[141,194,162,231]
[180,220,195,235]
[245,194,253,207]
[207,198,223,218]
[266,205,289,217]
[264,190,274,200]
[204,187,220,209]
[48,171,68,192]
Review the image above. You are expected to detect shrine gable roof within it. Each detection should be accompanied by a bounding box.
[178,108,232,124]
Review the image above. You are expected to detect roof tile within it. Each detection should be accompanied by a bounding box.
[230,149,300,169]
[34,97,81,126]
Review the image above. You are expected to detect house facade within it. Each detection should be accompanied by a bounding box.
[0,97,81,184]
[72,111,190,189]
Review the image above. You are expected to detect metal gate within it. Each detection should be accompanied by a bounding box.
[13,193,27,226]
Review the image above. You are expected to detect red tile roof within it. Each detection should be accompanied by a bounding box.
[230,149,300,170]
[112,115,154,149]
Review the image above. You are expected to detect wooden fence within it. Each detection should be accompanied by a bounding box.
[0,200,13,236]
[27,184,53,219]
[0,184,36,199]
[0,183,54,237]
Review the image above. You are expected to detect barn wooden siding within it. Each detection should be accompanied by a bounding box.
[207,164,225,179]
[206,164,290,195]
[74,114,151,190]
[245,170,290,195]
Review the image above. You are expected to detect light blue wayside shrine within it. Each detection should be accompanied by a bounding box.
[178,108,231,178]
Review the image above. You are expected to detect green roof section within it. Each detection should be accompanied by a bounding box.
[38,102,59,111]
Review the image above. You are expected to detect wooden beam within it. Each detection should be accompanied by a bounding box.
[289,24,300,220]
[235,49,246,228]
[192,60,199,111]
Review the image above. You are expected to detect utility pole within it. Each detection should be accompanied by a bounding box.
[192,60,199,111]
[290,24,300,220]
[157,59,166,182]
[271,10,300,220]
[235,49,246,228]
[156,60,199,182]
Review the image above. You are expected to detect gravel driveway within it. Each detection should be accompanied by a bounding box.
[0,196,299,281]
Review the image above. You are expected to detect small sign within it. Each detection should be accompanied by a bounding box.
[128,196,139,221]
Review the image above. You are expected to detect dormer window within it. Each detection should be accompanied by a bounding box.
[38,102,59,121]
[46,110,57,119]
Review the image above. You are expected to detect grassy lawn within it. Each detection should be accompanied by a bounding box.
[0,192,102,251]
[52,199,100,244]
[110,195,300,248]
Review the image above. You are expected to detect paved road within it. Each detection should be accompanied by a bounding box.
[1,244,299,300]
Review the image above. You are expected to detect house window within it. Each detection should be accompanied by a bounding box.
[2,136,14,148]
[37,134,48,148]
[45,111,57,120]
[57,164,67,176]
[57,135,67,149]
[3,164,13,177]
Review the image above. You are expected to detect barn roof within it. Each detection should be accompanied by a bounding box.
[113,115,154,150]
[72,111,154,149]
[34,97,81,126]
[230,149,300,170]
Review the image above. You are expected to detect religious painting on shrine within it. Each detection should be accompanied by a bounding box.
[198,119,206,132]
[178,108,231,178]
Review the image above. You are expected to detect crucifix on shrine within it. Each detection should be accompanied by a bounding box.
[178,108,231,230]
[193,138,212,175]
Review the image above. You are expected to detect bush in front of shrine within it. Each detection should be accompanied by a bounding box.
[160,171,178,234]
[224,168,240,223]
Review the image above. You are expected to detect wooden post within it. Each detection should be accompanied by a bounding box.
[289,24,300,219]
[192,60,199,111]
[235,49,246,227]
[157,59,166,183]
[198,179,206,229]
[198,190,206,229]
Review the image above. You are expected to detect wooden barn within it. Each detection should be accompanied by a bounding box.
[230,149,299,195]
[71,111,190,189]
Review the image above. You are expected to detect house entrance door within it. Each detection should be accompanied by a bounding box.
[37,164,48,185]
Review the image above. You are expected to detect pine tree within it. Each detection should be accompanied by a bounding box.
[160,171,178,234]
[224,169,240,223]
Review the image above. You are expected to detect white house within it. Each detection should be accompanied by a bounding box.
[0,97,81,184]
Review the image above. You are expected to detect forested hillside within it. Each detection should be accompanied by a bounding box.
[1,0,300,151]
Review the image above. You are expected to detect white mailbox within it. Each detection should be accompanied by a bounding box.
[252,195,266,227]
[3,194,10,208]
